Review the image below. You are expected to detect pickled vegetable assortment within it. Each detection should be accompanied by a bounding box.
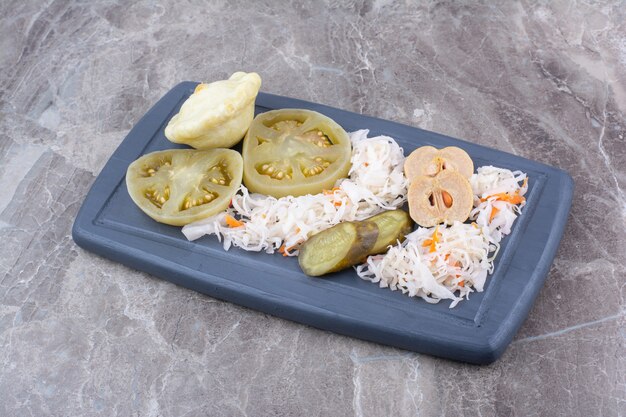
[126,149,243,226]
[242,109,352,198]
[124,72,531,308]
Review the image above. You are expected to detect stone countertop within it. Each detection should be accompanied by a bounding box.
[1,1,624,416]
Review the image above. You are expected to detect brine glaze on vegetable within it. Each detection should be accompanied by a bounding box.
[242,109,352,198]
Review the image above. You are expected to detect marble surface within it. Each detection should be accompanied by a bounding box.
[1,0,625,416]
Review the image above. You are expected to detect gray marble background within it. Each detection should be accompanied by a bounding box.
[1,1,625,416]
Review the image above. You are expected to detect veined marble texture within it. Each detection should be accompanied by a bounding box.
[1,0,625,416]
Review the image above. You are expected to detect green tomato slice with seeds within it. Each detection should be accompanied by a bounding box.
[242,109,352,198]
[126,148,242,226]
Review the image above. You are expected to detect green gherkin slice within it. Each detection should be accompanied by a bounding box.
[298,221,378,277]
[297,210,413,277]
[365,210,413,254]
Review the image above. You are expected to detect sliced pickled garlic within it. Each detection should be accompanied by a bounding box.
[407,170,473,227]
[404,146,474,180]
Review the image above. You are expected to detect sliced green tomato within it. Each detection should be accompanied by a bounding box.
[126,148,243,226]
[242,109,352,198]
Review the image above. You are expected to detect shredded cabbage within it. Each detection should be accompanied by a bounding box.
[356,222,499,308]
[469,165,528,241]
[182,129,408,254]
[357,165,527,308]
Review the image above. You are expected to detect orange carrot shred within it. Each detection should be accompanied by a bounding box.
[323,187,341,196]
[489,206,500,222]
[481,191,525,205]
[458,280,465,287]
[225,214,244,228]
[279,244,296,257]
[422,226,441,253]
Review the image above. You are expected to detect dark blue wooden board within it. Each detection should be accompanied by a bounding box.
[72,82,573,364]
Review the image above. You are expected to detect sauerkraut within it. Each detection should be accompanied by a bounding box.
[356,164,527,307]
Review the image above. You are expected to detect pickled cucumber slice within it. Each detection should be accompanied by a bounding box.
[298,210,413,277]
[298,221,378,277]
[365,210,413,254]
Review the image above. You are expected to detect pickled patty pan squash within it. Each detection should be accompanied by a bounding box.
[164,72,262,149]
[126,149,243,226]
[242,109,352,198]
